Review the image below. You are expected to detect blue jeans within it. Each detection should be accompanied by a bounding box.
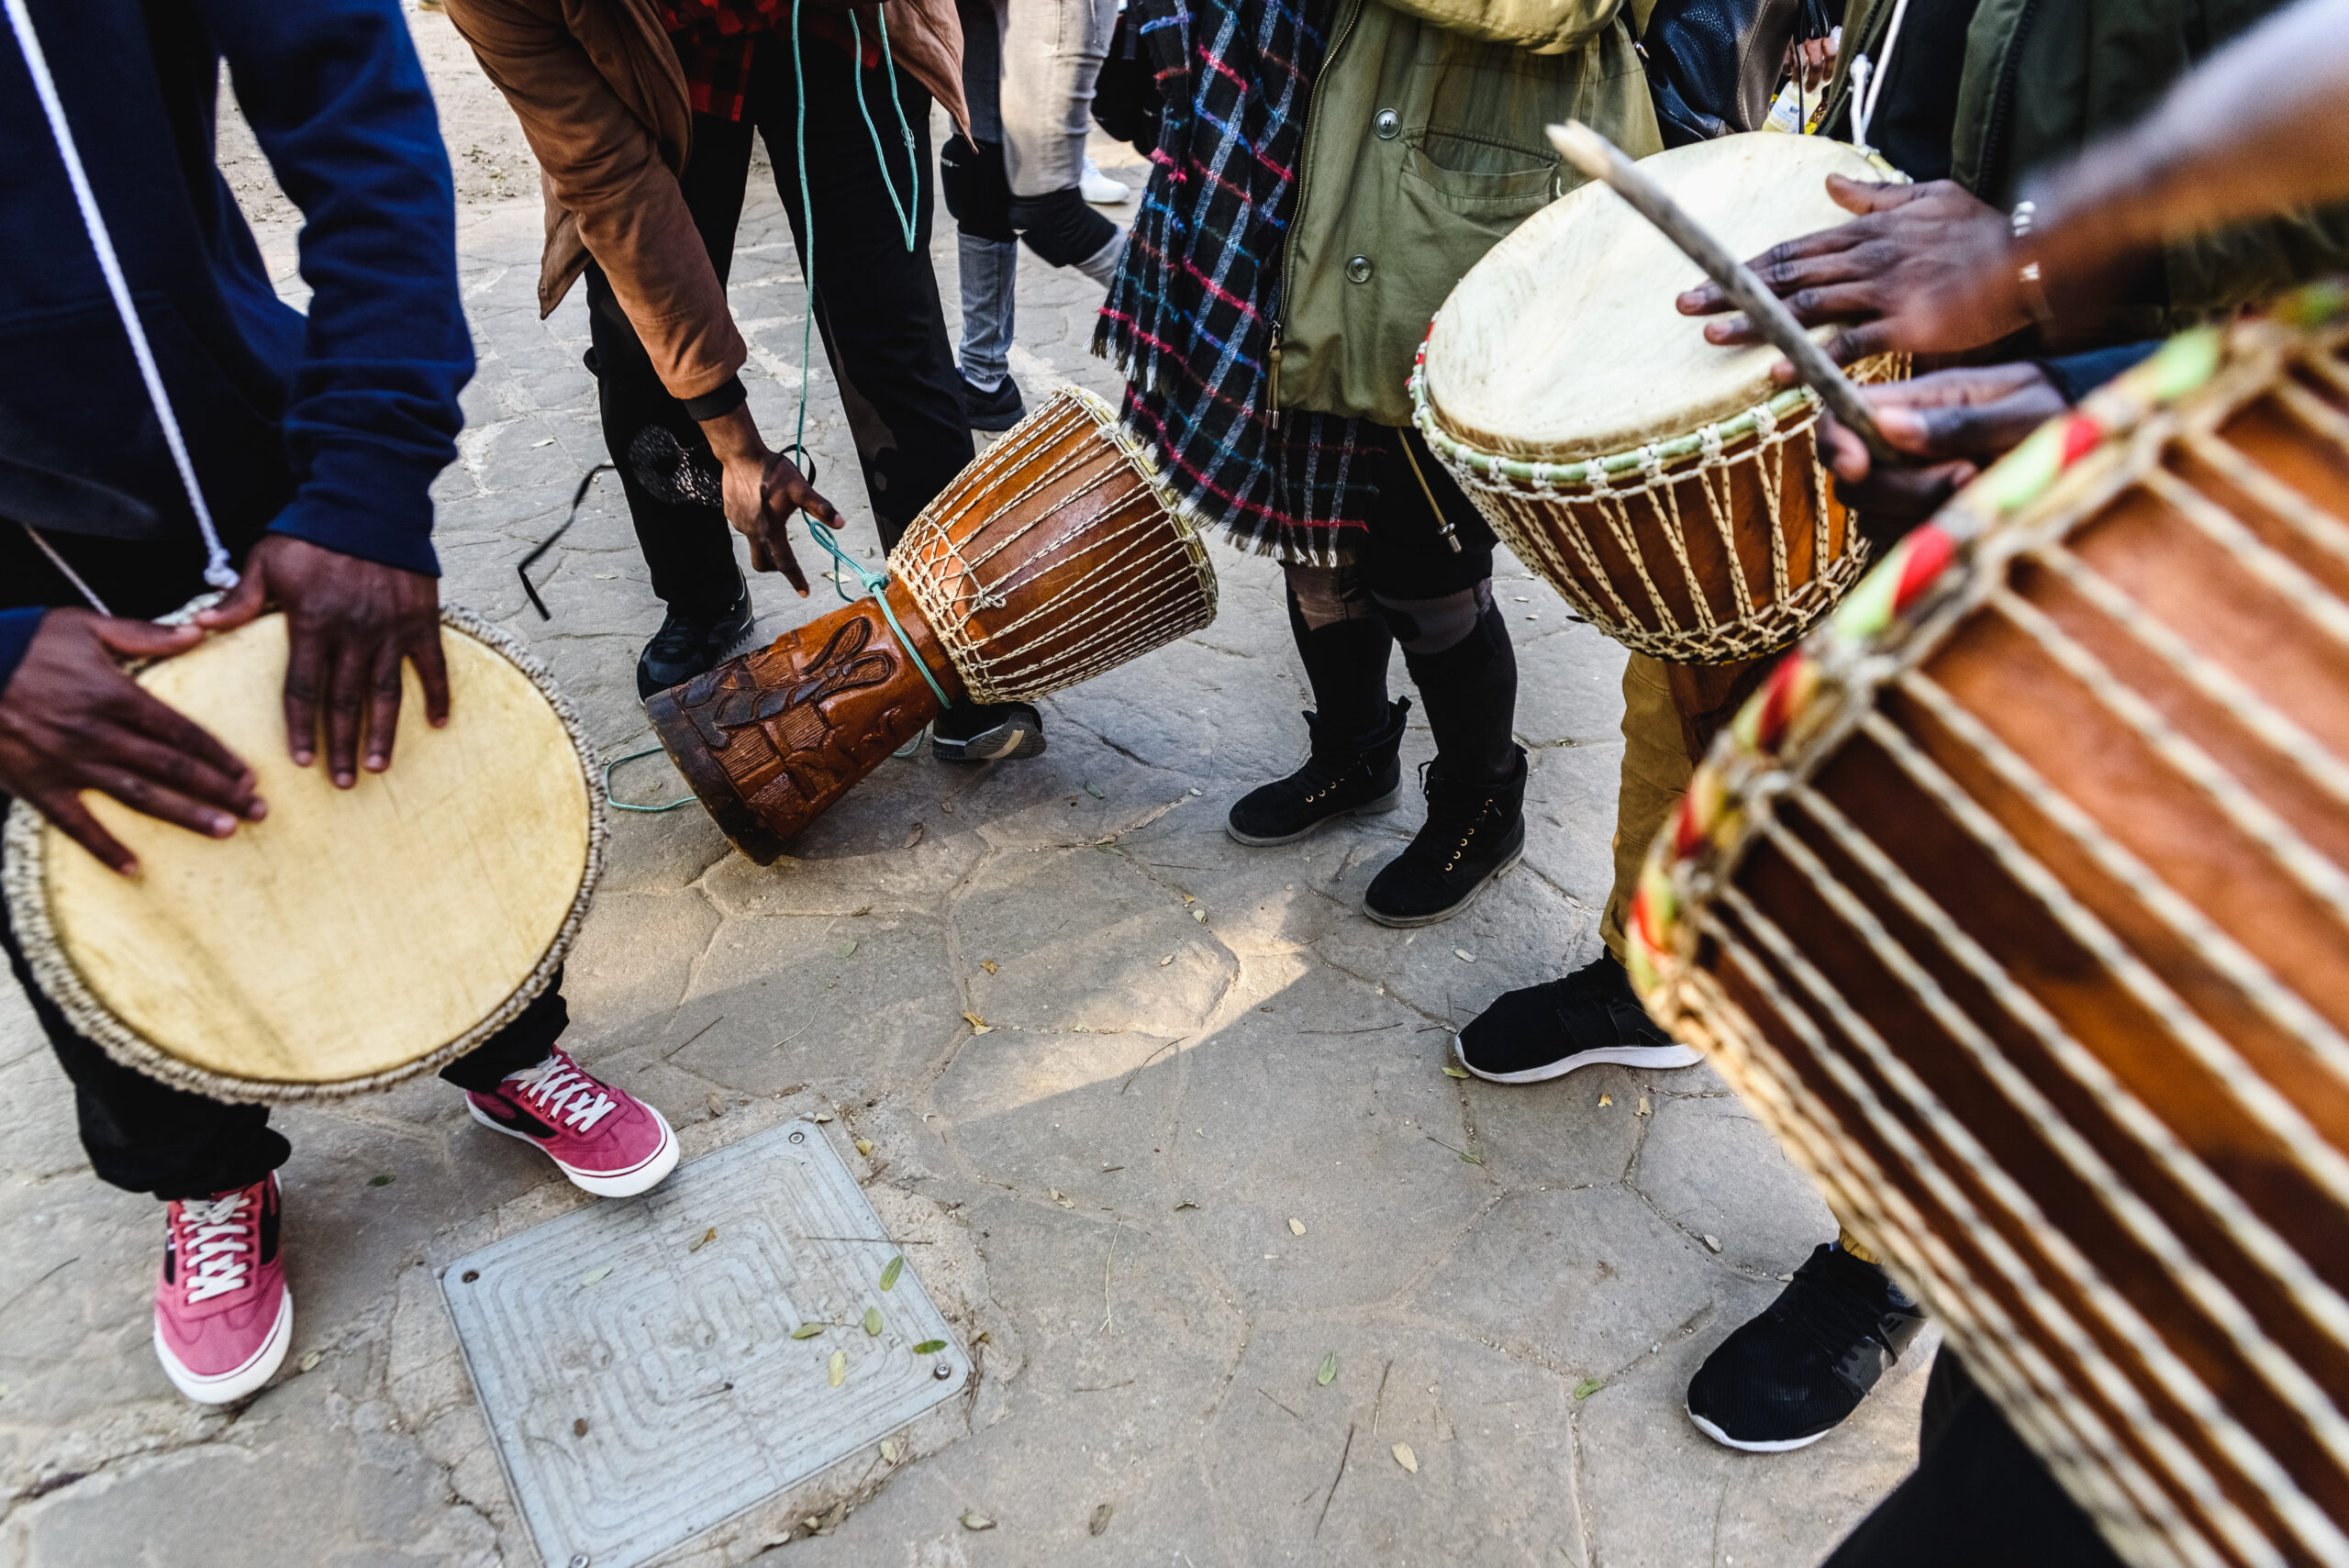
[957,231,1019,393]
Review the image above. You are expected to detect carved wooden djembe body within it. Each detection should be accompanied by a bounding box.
[647,388,1216,862]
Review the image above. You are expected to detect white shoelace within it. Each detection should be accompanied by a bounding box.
[505,1055,618,1133]
[177,1191,258,1304]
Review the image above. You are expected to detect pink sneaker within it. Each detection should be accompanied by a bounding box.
[464,1048,678,1197]
[153,1173,293,1405]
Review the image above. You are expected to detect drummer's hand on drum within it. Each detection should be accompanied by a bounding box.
[196,534,449,789]
[0,610,264,875]
[699,404,823,595]
[1820,362,2067,537]
[1675,178,2025,366]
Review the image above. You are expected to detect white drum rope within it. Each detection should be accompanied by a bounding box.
[6,0,236,598]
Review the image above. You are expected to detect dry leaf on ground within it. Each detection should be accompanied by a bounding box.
[881,1255,904,1291]
[579,1265,612,1287]
[961,1511,996,1531]
[689,1226,717,1252]
[1316,1352,1338,1386]
[829,1350,847,1387]
[1090,1502,1115,1536]
[855,1138,874,1157]
[1392,1441,1419,1473]
[1574,1377,1605,1399]
[864,1306,884,1336]
[1287,1218,1306,1236]
[981,959,997,974]
[1442,1064,1470,1079]
[792,1323,825,1340]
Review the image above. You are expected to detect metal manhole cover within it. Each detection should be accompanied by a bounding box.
[441,1119,968,1568]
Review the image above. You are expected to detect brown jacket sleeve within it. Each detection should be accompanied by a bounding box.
[443,0,749,403]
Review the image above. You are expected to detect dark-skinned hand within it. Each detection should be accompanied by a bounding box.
[1676,177,2026,371]
[195,532,449,787]
[698,402,830,593]
[1820,361,2068,543]
[0,610,265,875]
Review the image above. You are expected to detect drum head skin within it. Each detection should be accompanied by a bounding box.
[25,612,595,1095]
[1423,134,1888,462]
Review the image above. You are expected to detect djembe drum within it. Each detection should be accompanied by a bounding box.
[648,387,1216,863]
[1628,298,2349,1568]
[3,608,602,1102]
[1412,132,1907,668]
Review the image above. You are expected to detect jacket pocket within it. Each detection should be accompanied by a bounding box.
[1398,131,1562,219]
[1390,132,1559,225]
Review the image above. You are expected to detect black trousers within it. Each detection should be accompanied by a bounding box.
[586,28,974,610]
[0,807,568,1200]
[1824,1351,2127,1568]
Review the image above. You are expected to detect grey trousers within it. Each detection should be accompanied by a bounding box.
[960,0,1116,196]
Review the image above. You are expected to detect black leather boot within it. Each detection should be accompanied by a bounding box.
[1227,698,1410,845]
[1362,747,1528,927]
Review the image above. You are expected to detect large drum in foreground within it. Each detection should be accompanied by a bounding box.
[3,608,601,1103]
[1414,133,1906,664]
[649,387,1216,862]
[1629,304,2349,1568]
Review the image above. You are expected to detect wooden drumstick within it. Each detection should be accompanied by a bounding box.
[1547,120,1902,469]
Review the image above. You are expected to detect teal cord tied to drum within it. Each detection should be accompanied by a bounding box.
[784,0,951,711]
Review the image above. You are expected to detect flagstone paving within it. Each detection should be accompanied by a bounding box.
[0,11,1928,1563]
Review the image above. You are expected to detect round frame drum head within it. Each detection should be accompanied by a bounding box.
[1422,134,1887,462]
[4,609,599,1101]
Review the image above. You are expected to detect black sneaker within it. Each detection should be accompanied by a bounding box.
[1455,956,1701,1083]
[1226,700,1409,847]
[1686,1241,1928,1451]
[930,700,1046,762]
[1362,748,1527,927]
[961,373,1025,433]
[636,584,755,701]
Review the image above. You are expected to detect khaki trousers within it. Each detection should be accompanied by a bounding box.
[1596,651,1880,1265]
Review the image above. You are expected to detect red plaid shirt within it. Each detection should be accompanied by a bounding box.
[655,0,882,121]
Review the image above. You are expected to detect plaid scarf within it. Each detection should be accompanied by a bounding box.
[1093,0,1391,564]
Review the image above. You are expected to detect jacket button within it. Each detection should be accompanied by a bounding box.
[1374,107,1399,139]
[1345,254,1373,284]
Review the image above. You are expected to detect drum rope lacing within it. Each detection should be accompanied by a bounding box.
[1648,325,2349,1568]
[6,0,235,601]
[1409,345,1900,663]
[888,393,1218,705]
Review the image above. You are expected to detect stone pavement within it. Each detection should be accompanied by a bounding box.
[0,18,1929,1565]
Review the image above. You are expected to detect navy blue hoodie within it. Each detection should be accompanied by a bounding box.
[0,0,472,686]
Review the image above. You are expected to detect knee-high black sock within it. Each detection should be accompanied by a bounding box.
[1286,586,1395,752]
[1401,596,1518,782]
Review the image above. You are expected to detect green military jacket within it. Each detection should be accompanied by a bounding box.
[1275,0,1660,426]
[1819,0,2349,329]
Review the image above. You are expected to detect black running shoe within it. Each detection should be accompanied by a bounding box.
[961,373,1025,433]
[1686,1241,1927,1451]
[1455,955,1701,1083]
[636,584,755,701]
[930,700,1046,762]
[1361,749,1528,927]
[1226,700,1409,847]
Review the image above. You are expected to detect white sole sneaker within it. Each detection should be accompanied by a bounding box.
[1453,1032,1703,1084]
[155,1286,293,1405]
[467,1100,681,1198]
[1687,1408,1835,1453]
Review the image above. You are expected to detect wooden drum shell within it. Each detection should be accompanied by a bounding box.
[650,388,1214,862]
[1458,411,1868,665]
[1638,319,2349,1568]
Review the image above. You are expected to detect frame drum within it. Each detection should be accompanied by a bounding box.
[3,607,603,1104]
